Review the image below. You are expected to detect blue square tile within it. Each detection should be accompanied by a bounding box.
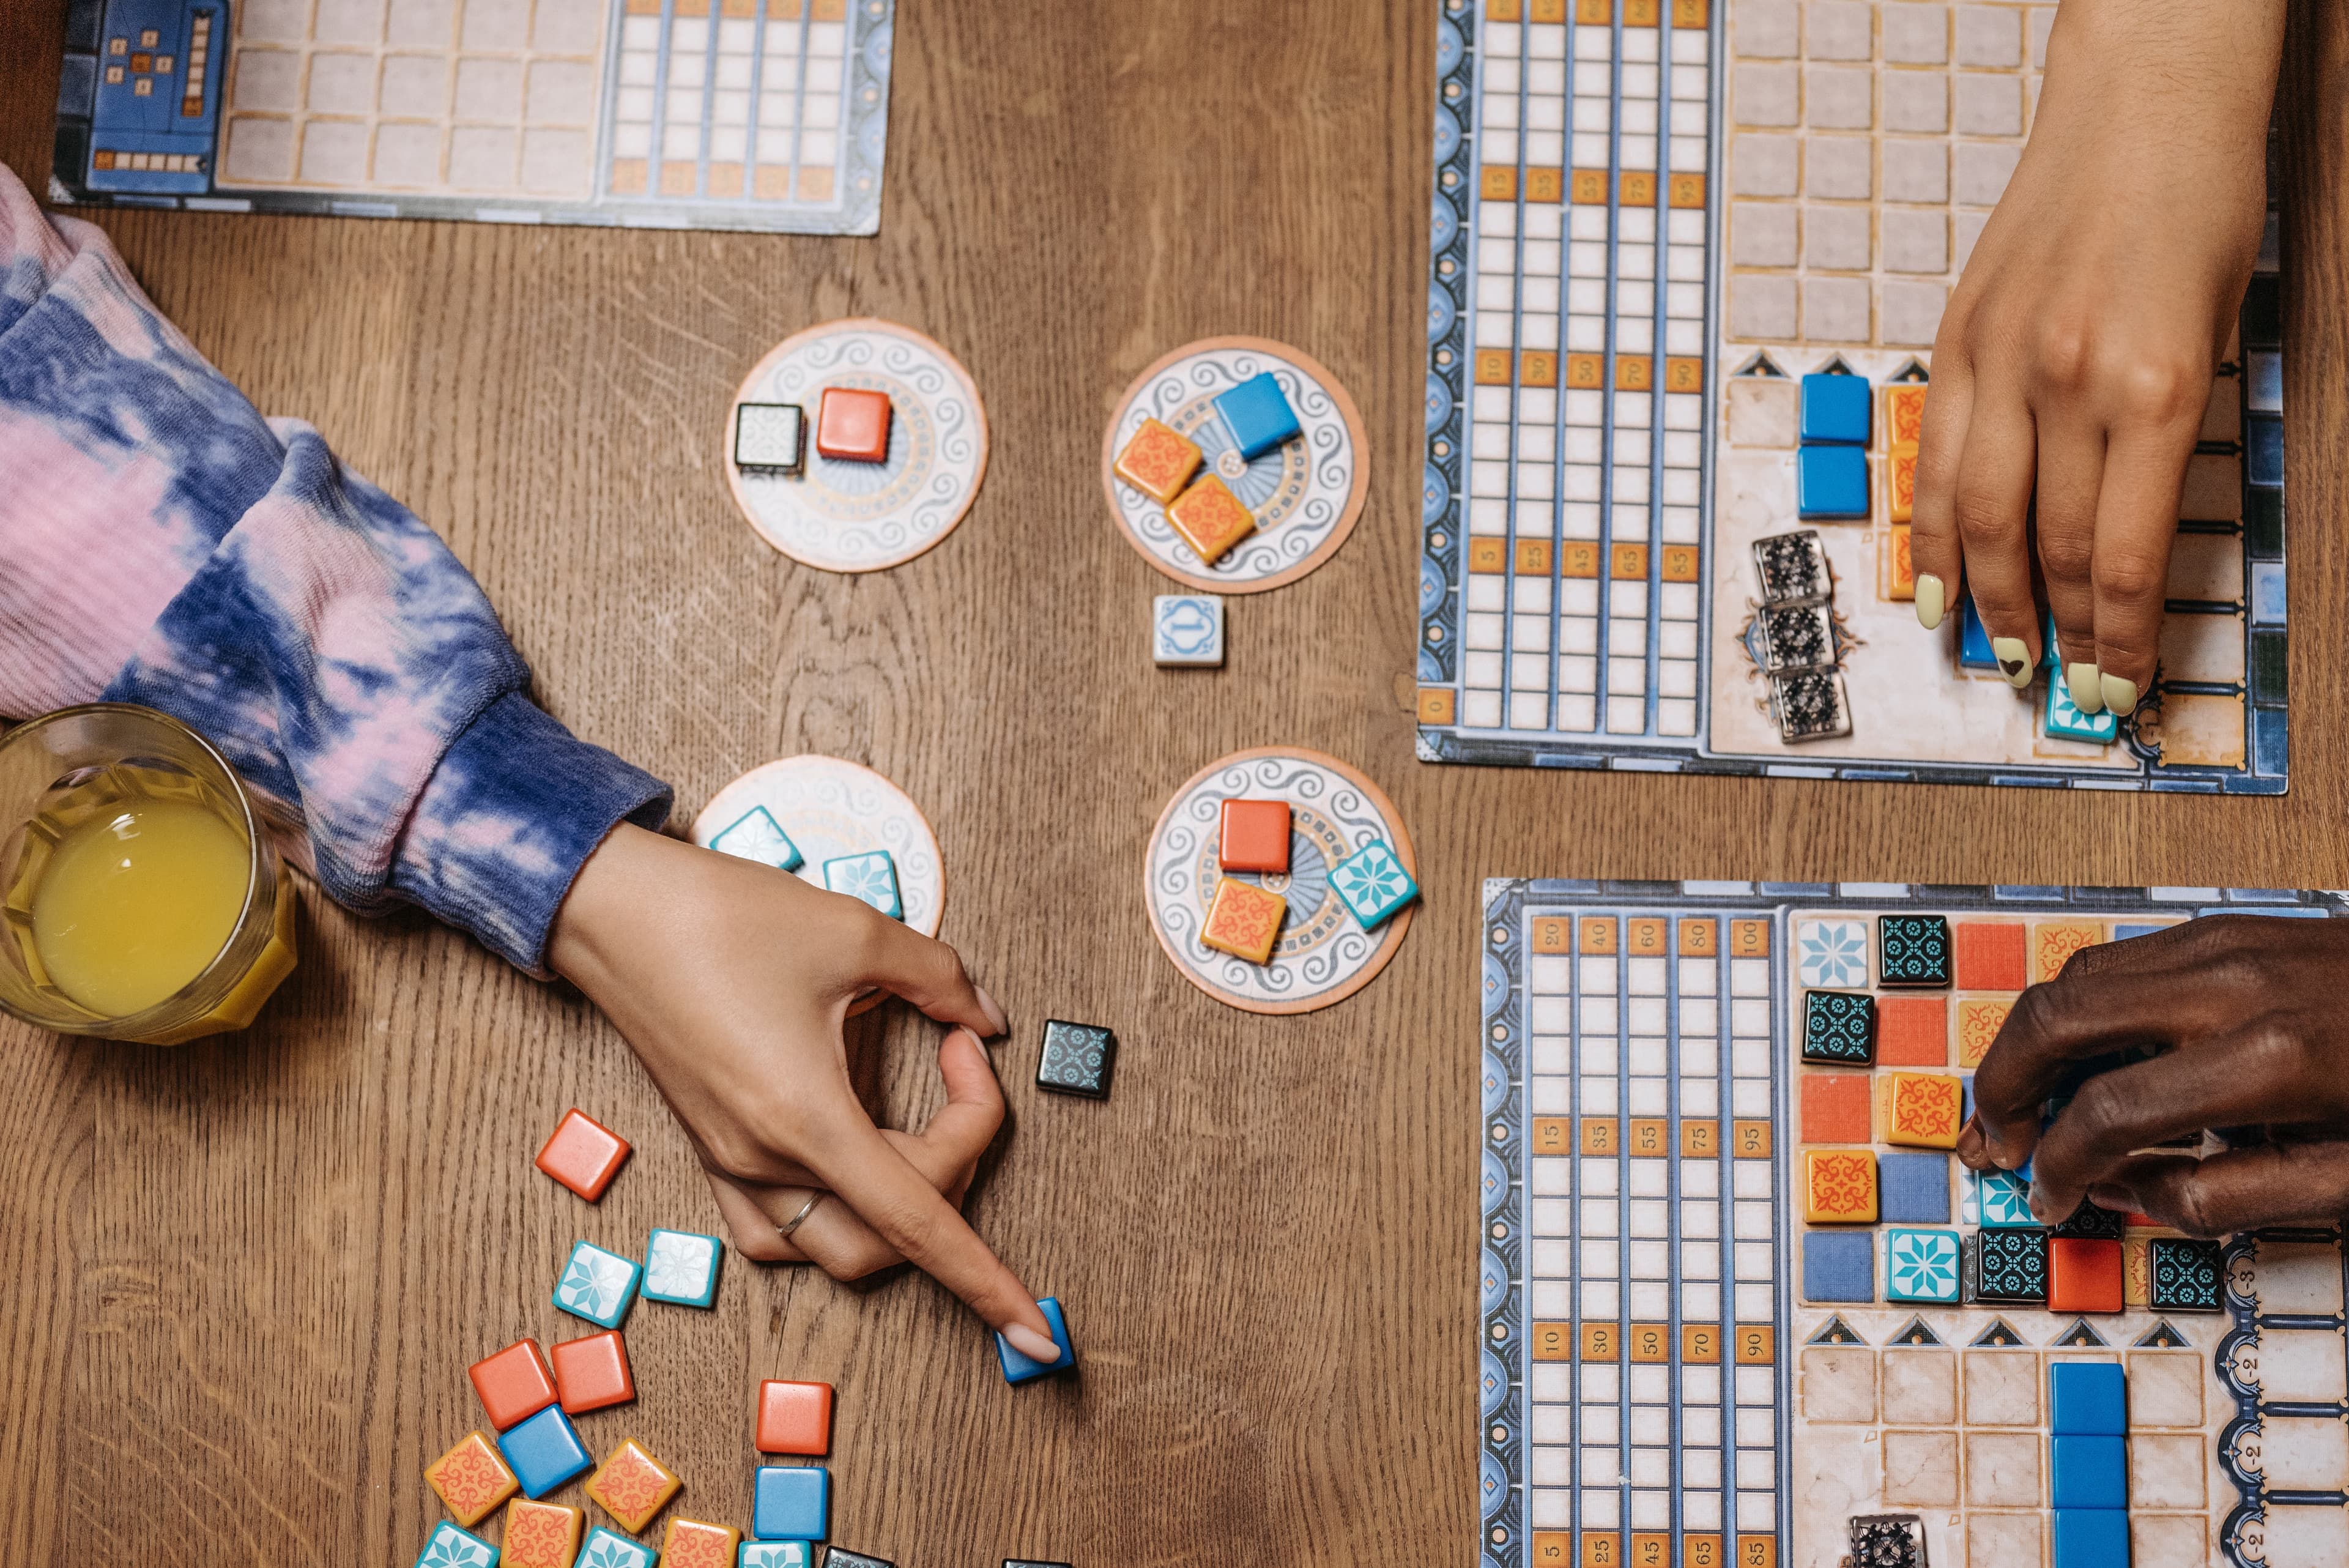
[996,1296,1075,1383]
[1885,1228,1961,1302]
[752,1464,831,1540]
[710,804,803,871]
[2050,1362,2128,1435]
[743,1544,814,1568]
[1331,838,1420,929]
[822,850,902,920]
[642,1227,723,1307]
[1797,445,1870,519]
[554,1239,642,1329]
[497,1404,593,1498]
[1800,373,1871,444]
[2052,1435,2128,1509]
[1152,594,1225,666]
[2052,1509,2130,1568]
[414,1520,500,1568]
[1212,371,1301,460]
[2047,666,2118,743]
[2113,923,2170,941]
[1959,593,1998,671]
[1878,1151,1951,1223]
[579,1526,657,1568]
[1802,1230,1874,1303]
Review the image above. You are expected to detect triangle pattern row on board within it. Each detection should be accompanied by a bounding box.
[1971,1318,2027,1348]
[1807,1315,1866,1346]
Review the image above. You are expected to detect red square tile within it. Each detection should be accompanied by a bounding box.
[1218,798,1291,874]
[2049,1238,2125,1313]
[549,1329,636,1414]
[1954,922,2028,991]
[469,1339,558,1430]
[1799,1072,1872,1145]
[815,387,892,462]
[1876,996,1948,1066]
[755,1379,834,1455]
[536,1109,631,1202]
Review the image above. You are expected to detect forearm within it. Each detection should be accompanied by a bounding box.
[2041,0,2285,148]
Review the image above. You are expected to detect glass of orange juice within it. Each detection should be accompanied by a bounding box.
[0,704,296,1044]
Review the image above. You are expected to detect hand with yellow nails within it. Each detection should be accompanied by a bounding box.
[1907,0,2285,716]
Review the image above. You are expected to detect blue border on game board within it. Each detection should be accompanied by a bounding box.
[1480,878,2345,1568]
[1420,0,2290,793]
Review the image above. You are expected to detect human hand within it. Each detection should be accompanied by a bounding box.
[1910,0,2284,715]
[547,822,1061,1365]
[1958,915,2349,1238]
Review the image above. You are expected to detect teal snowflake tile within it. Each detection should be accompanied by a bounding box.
[579,1527,655,1568]
[1330,839,1419,929]
[1797,919,1869,988]
[823,850,902,919]
[1878,913,1951,987]
[1802,990,1877,1065]
[643,1227,722,1307]
[414,1520,500,1568]
[710,805,803,872]
[1964,1168,2035,1228]
[1886,1228,1961,1303]
[743,1544,814,1567]
[2046,665,2119,743]
[554,1239,642,1329]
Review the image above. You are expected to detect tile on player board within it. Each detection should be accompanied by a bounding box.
[1036,1019,1117,1099]
[1877,913,1951,987]
[1880,1071,1962,1149]
[1882,1428,1960,1508]
[2033,920,2106,983]
[815,387,891,463]
[1964,1227,2050,1306]
[502,1498,585,1568]
[554,1241,642,1331]
[1959,592,1999,671]
[1218,798,1291,874]
[2053,1200,2125,1241]
[709,804,804,872]
[1201,876,1286,963]
[1212,371,1301,461]
[2149,1236,2226,1312]
[756,1380,836,1456]
[1803,1229,1875,1302]
[1800,372,1872,444]
[1956,998,2010,1069]
[1165,475,1258,565]
[1796,918,1869,988]
[642,1228,723,1308]
[585,1437,680,1534]
[2051,1434,2129,1508]
[1875,996,1945,1066]
[996,1297,1075,1384]
[1330,838,1419,929]
[578,1526,658,1568]
[822,851,903,919]
[1152,595,1225,666]
[1962,1167,2034,1227]
[2051,1361,2129,1435]
[1803,1148,1879,1224]
[1846,1515,1925,1568]
[536,1109,631,1202]
[1885,382,1929,447]
[752,1464,830,1541]
[1797,444,1870,519]
[499,1403,595,1498]
[1886,1228,1960,1303]
[424,1431,519,1528]
[1800,989,1876,1065]
[733,404,806,474]
[1770,667,1852,741]
[1953,920,2028,989]
[1116,418,1205,505]
[1753,529,1833,607]
[2047,666,2120,743]
[2050,1238,2126,1314]
[412,1521,499,1568]
[1757,603,1838,674]
[1799,1343,1877,1422]
[1800,1072,1873,1145]
[1878,1151,1950,1224]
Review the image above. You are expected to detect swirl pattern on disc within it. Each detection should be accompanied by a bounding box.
[725,318,989,573]
[1100,338,1368,593]
[1143,747,1416,1014]
[692,756,944,938]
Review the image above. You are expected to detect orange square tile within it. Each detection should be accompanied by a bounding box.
[2049,1238,2124,1313]
[587,1438,682,1534]
[815,387,892,463]
[502,1499,584,1568]
[755,1379,834,1455]
[1218,798,1291,874]
[469,1339,558,1430]
[550,1329,635,1414]
[1114,418,1203,505]
[424,1431,518,1528]
[1953,923,2028,991]
[536,1109,631,1201]
[2123,1235,2151,1307]
[1799,1073,1872,1145]
[1886,524,1915,600]
[1802,1148,1878,1224]
[1201,877,1287,964]
[1888,447,1918,524]
[1166,475,1258,565]
[662,1517,742,1568]
[2033,921,2105,984]
[1885,382,1928,448]
[1876,996,1947,1066]
[1881,1072,1964,1150]
[1956,998,2010,1069]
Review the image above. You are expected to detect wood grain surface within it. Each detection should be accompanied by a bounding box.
[2,1,2344,1562]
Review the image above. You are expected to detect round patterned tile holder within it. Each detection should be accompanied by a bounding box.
[1143,746,1417,1015]
[725,318,990,573]
[1100,337,1370,593]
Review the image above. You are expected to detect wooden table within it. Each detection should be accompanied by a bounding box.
[3,2,2345,1560]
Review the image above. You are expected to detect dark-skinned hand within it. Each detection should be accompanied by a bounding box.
[1958,915,2349,1239]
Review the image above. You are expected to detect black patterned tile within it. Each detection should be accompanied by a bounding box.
[1879,913,1951,988]
[1037,1019,1117,1099]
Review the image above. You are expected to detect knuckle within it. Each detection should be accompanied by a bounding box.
[2092,551,2167,612]
[2063,1077,2132,1151]
[2032,318,2096,388]
[2115,356,2208,424]
[2167,1180,2228,1241]
[2037,535,2095,585]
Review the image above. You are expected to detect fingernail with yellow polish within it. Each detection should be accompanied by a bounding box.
[2101,674,2139,717]
[1915,574,1946,631]
[2066,662,2106,715]
[1991,637,2034,688]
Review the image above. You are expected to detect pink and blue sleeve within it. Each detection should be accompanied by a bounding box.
[0,162,671,975]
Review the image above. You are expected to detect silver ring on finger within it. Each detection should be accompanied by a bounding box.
[780,1191,826,1238]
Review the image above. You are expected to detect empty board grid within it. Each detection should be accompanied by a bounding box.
[606,0,852,204]
[1462,0,1715,742]
[1520,910,1784,1566]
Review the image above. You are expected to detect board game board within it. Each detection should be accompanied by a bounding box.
[1419,0,2290,792]
[1479,879,2349,1568]
[49,0,893,233]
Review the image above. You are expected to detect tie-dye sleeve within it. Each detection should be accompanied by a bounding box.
[0,162,671,976]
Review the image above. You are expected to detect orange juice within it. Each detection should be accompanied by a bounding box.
[29,796,250,1017]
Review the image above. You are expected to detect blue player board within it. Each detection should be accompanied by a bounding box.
[1420,0,2290,792]
[1480,879,2349,1568]
[49,0,892,234]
